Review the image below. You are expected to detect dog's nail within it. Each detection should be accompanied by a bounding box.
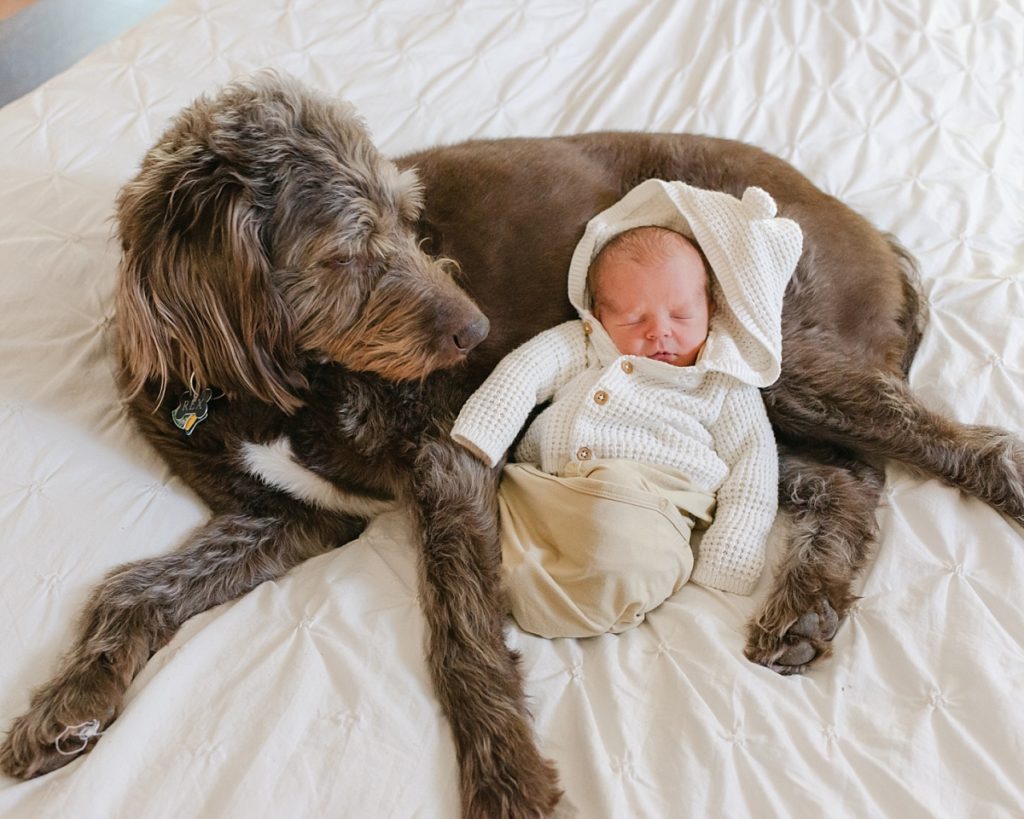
[821,601,840,640]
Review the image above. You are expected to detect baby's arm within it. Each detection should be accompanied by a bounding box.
[451,321,588,467]
[691,386,779,595]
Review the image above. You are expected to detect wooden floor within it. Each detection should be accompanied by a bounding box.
[0,0,171,107]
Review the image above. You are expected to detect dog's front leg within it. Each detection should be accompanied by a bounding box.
[410,437,562,818]
[745,450,885,674]
[0,510,346,779]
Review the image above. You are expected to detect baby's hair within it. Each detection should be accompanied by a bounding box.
[588,226,712,308]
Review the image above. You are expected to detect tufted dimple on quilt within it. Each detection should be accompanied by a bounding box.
[0,1,1021,817]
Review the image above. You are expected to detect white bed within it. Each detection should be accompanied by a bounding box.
[1,1,1021,816]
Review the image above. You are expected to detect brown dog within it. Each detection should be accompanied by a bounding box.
[2,73,1021,818]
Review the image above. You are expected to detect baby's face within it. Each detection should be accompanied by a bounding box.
[592,240,711,367]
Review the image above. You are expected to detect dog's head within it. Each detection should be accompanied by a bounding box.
[115,72,488,413]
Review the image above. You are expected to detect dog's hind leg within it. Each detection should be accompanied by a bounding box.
[768,359,1024,526]
[409,437,562,819]
[852,376,1024,524]
[0,511,348,779]
[750,356,1023,675]
[745,446,885,674]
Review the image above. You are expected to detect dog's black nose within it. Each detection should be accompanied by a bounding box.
[454,315,490,353]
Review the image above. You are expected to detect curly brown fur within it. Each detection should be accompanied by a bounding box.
[3,73,1023,818]
[0,73,550,815]
[411,436,562,816]
[0,511,354,778]
[114,73,487,413]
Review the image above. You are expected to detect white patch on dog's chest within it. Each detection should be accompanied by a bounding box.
[240,437,396,518]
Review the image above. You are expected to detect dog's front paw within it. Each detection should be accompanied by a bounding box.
[465,764,562,818]
[1,701,112,779]
[744,597,842,675]
[462,736,563,819]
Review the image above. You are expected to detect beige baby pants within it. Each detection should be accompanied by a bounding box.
[498,459,716,638]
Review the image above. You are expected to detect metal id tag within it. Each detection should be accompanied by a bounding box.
[172,388,213,435]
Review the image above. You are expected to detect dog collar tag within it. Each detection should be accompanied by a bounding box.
[172,388,213,435]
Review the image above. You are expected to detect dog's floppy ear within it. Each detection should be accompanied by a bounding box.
[115,154,308,414]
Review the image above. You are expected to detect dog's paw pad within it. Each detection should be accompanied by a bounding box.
[789,600,839,642]
[746,596,843,676]
[776,640,816,667]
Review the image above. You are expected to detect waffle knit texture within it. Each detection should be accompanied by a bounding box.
[452,181,803,595]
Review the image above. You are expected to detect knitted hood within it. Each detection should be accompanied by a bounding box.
[566,179,803,387]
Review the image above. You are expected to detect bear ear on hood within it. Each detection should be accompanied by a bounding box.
[740,186,778,219]
[566,180,803,387]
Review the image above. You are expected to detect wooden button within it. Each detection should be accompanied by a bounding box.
[620,360,634,374]
[582,321,593,335]
[594,390,609,405]
[576,446,592,461]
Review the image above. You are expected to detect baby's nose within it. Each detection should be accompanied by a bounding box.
[646,322,670,339]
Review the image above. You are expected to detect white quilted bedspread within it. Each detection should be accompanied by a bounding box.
[1,2,1021,817]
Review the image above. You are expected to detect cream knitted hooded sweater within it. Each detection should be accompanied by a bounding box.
[452,181,803,595]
